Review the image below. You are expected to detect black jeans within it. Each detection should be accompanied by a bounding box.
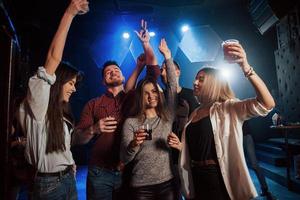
[192,165,230,200]
[131,178,179,200]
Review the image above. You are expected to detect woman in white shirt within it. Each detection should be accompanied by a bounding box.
[179,42,275,200]
[18,0,88,199]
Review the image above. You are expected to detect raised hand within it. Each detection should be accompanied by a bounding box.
[159,38,171,60]
[224,42,250,72]
[135,19,150,44]
[136,53,146,69]
[66,0,89,16]
[168,132,182,151]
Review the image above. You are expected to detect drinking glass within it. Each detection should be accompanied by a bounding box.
[222,39,239,62]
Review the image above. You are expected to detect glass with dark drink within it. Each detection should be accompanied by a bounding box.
[144,124,152,140]
[139,124,152,140]
[222,39,239,62]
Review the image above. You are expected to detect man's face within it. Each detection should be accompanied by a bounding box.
[160,63,180,84]
[103,65,124,86]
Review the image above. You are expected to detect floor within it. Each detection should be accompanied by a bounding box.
[17,165,300,199]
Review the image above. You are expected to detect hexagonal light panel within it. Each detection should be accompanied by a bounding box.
[179,25,222,62]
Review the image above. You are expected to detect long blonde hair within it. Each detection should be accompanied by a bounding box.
[196,67,235,105]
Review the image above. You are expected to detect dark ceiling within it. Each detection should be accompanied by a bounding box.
[5,0,244,38]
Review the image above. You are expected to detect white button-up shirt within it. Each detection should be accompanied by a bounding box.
[18,67,75,173]
[179,98,271,200]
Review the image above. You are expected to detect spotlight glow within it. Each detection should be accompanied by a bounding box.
[123,32,130,39]
[220,68,231,79]
[181,25,189,32]
[149,31,155,37]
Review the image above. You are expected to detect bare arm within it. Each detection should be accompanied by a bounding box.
[135,19,158,65]
[228,43,275,110]
[125,53,146,92]
[44,0,88,75]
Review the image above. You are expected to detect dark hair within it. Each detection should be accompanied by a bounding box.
[46,61,83,154]
[173,60,180,70]
[129,78,169,122]
[101,60,120,77]
[162,60,180,71]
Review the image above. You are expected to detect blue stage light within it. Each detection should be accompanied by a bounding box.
[181,25,189,32]
[149,31,155,37]
[123,32,130,39]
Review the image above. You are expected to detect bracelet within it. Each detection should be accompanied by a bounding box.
[244,67,255,78]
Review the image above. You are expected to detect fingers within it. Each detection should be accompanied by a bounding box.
[134,132,147,146]
[138,53,146,61]
[167,132,180,145]
[98,117,118,133]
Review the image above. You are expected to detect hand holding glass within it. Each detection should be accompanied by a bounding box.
[139,124,152,140]
[222,39,239,62]
[78,0,89,15]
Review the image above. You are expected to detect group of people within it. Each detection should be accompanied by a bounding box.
[15,0,276,199]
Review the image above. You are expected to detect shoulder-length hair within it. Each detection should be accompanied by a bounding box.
[129,78,169,122]
[46,62,83,154]
[196,67,235,105]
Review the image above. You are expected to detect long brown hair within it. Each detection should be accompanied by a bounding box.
[129,78,169,122]
[46,62,82,154]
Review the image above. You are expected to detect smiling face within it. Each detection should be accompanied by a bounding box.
[142,83,159,109]
[103,65,124,86]
[61,77,77,103]
[193,70,205,97]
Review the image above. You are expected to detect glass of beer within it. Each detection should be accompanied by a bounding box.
[222,39,239,62]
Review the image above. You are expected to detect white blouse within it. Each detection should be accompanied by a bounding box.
[179,98,272,200]
[19,67,75,173]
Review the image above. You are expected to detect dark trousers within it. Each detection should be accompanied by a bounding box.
[192,165,230,200]
[243,134,268,192]
[131,179,179,200]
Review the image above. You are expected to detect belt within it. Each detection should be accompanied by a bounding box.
[191,159,218,167]
[37,166,73,177]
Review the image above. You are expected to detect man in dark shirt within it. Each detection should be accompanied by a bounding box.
[161,60,198,199]
[161,60,198,139]
[72,20,160,200]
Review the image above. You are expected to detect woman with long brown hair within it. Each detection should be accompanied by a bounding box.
[18,0,87,199]
[120,39,180,200]
[179,42,275,200]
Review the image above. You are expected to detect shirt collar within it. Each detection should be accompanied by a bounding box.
[105,90,125,99]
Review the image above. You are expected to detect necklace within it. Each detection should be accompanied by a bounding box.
[144,116,161,130]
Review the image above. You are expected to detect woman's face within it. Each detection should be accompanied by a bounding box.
[193,70,205,96]
[143,83,159,109]
[61,77,77,103]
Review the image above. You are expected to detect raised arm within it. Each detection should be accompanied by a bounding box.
[228,42,275,110]
[135,19,158,66]
[44,0,88,75]
[125,53,146,92]
[159,38,177,115]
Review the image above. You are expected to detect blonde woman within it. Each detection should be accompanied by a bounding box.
[179,42,275,200]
